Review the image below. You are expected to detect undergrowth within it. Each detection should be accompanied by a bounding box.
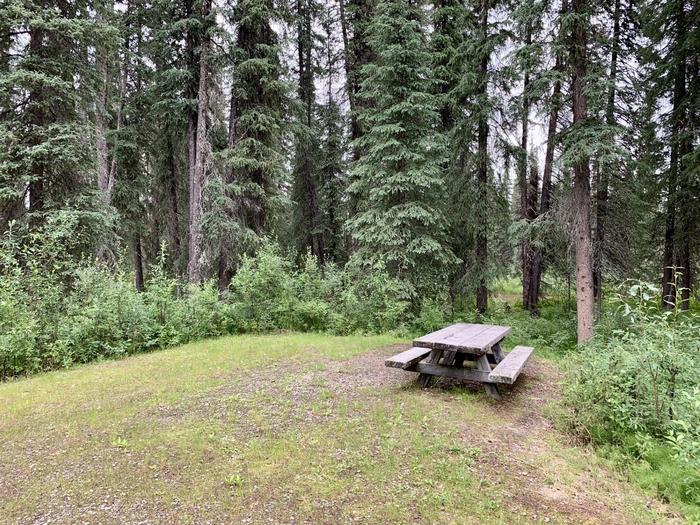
[557,281,700,520]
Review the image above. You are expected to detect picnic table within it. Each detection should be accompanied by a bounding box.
[385,323,533,400]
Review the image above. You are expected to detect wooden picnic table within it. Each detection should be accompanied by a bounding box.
[385,323,533,400]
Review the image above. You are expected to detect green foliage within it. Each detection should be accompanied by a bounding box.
[228,243,296,332]
[0,239,414,379]
[413,298,449,334]
[559,282,700,512]
[346,0,457,296]
[227,244,410,335]
[0,224,231,378]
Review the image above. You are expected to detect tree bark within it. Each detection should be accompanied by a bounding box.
[593,0,621,310]
[133,236,145,292]
[187,0,211,284]
[95,50,111,199]
[661,0,688,309]
[338,0,356,132]
[167,133,182,278]
[520,19,532,310]
[475,0,490,314]
[676,1,692,310]
[296,0,324,263]
[218,68,238,292]
[570,0,594,343]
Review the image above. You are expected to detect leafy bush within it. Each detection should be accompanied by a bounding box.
[0,236,419,379]
[413,298,449,334]
[559,282,700,511]
[331,267,410,334]
[228,244,296,332]
[58,266,153,363]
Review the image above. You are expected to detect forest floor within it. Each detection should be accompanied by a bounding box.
[0,333,681,524]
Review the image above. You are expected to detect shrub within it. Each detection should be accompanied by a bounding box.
[413,298,449,334]
[228,244,295,332]
[57,266,152,364]
[332,267,410,334]
[0,285,39,378]
[0,234,417,379]
[289,254,335,331]
[559,282,700,511]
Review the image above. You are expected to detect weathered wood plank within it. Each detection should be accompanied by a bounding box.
[442,325,492,349]
[385,347,432,370]
[413,323,479,348]
[462,325,511,352]
[413,362,493,383]
[413,323,511,354]
[488,346,534,385]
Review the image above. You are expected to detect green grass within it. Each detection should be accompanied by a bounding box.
[0,333,675,524]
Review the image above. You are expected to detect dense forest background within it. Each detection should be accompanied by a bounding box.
[1,0,699,354]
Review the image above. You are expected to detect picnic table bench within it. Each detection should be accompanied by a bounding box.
[385,323,533,400]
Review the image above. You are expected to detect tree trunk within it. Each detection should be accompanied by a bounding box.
[475,0,490,314]
[338,0,356,135]
[167,133,182,277]
[296,0,324,263]
[676,1,693,310]
[679,52,698,309]
[593,0,621,311]
[95,45,111,199]
[662,0,688,309]
[218,70,238,292]
[570,0,594,343]
[187,1,211,284]
[520,19,532,310]
[133,236,145,292]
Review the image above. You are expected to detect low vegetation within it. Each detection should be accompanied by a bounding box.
[559,283,700,517]
[0,231,411,378]
[0,334,677,524]
[0,230,577,379]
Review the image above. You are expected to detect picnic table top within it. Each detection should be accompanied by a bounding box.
[412,323,511,355]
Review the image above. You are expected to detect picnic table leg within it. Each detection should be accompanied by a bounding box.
[476,354,501,400]
[417,348,443,388]
[491,341,505,364]
[442,350,458,366]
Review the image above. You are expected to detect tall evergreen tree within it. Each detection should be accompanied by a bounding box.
[291,0,325,263]
[644,0,699,309]
[318,5,348,262]
[566,0,595,341]
[213,0,287,286]
[0,0,118,249]
[347,0,457,295]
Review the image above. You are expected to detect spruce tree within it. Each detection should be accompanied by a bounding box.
[213,0,287,282]
[346,0,457,295]
[291,0,325,263]
[318,6,348,263]
[0,0,118,250]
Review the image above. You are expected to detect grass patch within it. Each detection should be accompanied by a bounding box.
[0,333,675,524]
